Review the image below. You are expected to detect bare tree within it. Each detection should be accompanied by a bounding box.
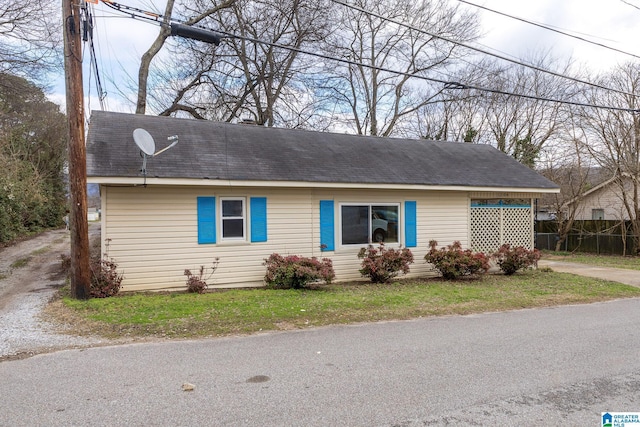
[135,0,236,115]
[211,0,330,125]
[414,60,491,142]
[472,54,574,167]
[140,0,330,126]
[580,62,640,254]
[538,121,596,251]
[321,0,480,137]
[0,0,61,80]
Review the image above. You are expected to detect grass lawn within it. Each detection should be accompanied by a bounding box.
[54,269,640,340]
[542,251,640,271]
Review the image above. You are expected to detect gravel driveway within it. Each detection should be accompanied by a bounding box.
[0,227,104,361]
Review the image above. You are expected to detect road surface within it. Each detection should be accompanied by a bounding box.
[1,298,639,426]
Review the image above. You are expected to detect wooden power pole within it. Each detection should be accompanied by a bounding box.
[63,0,91,299]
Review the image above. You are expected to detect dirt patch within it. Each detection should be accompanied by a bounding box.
[0,223,119,361]
[40,297,100,336]
[0,228,70,311]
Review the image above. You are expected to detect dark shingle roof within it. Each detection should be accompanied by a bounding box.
[86,111,558,189]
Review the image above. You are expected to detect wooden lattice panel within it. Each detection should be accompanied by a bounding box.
[503,208,533,248]
[470,208,501,253]
[470,206,533,253]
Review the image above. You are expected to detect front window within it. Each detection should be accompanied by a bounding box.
[340,204,399,245]
[592,208,604,220]
[221,198,245,239]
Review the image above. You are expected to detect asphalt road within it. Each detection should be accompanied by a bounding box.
[1,298,639,426]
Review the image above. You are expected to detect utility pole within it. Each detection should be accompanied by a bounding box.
[63,0,91,299]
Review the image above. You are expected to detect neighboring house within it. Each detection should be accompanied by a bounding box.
[86,111,559,291]
[87,208,100,222]
[567,174,639,221]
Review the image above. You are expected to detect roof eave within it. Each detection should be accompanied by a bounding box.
[88,176,560,193]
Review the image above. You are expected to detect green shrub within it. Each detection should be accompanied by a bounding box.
[184,258,220,294]
[357,243,414,283]
[493,244,541,275]
[424,240,489,280]
[264,253,335,289]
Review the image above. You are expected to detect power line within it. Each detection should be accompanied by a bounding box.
[457,0,640,62]
[82,3,107,110]
[212,30,640,112]
[620,0,640,11]
[443,81,638,112]
[329,0,638,99]
[97,0,640,113]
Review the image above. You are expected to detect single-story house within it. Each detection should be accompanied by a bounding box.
[566,173,639,221]
[86,111,559,291]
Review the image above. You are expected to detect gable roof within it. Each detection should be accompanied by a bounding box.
[86,111,558,191]
[565,172,637,207]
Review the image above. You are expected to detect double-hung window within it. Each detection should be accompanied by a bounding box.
[198,196,267,244]
[221,197,245,240]
[340,204,399,245]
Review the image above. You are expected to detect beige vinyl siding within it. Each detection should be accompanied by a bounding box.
[573,183,634,221]
[421,192,470,246]
[102,186,473,291]
[102,185,315,291]
[310,189,470,282]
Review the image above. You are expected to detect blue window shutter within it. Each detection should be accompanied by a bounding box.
[320,200,335,251]
[197,197,216,244]
[405,201,417,248]
[250,197,267,243]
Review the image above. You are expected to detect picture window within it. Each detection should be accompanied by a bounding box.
[340,204,399,245]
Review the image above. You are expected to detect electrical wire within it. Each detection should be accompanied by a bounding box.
[96,0,640,113]
[457,0,640,62]
[329,0,638,99]
[620,0,640,11]
[89,2,110,111]
[100,0,164,24]
[212,29,640,112]
[82,3,107,110]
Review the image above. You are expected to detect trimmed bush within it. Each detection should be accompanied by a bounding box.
[493,244,541,275]
[424,240,489,280]
[264,253,335,289]
[357,243,414,283]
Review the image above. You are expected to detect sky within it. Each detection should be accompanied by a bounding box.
[465,0,640,72]
[49,0,640,113]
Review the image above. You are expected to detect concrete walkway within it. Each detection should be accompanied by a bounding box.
[538,259,640,288]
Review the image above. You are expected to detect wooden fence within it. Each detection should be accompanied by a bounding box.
[535,220,638,255]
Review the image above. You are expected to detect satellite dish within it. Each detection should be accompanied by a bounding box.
[132,128,179,186]
[133,128,156,156]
